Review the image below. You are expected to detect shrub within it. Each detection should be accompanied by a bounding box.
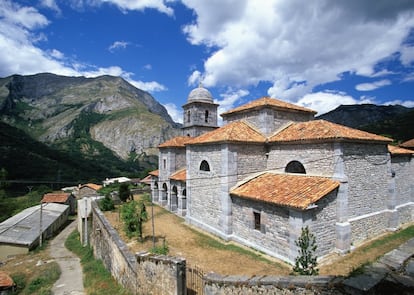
[99,194,115,211]
[293,226,319,275]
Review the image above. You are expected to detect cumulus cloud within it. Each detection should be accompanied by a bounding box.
[182,0,414,102]
[297,91,373,115]
[355,79,392,91]
[383,99,414,108]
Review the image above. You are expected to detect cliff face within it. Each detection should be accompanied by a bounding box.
[0,73,181,159]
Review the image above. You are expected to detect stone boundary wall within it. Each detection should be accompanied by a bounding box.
[90,201,186,295]
[203,274,344,295]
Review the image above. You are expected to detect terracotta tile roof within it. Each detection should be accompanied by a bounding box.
[221,97,317,117]
[269,120,393,143]
[149,170,159,177]
[0,271,14,288]
[158,136,193,148]
[187,121,266,145]
[42,193,71,203]
[80,183,102,191]
[170,168,186,181]
[400,138,414,148]
[388,145,414,155]
[231,172,340,210]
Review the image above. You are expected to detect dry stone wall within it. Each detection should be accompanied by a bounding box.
[90,201,186,295]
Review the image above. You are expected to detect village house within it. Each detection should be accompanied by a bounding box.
[150,85,414,264]
[77,183,102,199]
[42,192,76,215]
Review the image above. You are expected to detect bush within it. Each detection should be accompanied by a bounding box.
[99,194,115,211]
[293,226,319,275]
[118,183,131,202]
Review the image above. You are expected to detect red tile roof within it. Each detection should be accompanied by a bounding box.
[42,193,71,203]
[149,170,159,177]
[0,271,14,288]
[400,138,414,148]
[388,145,414,155]
[80,183,102,191]
[231,173,340,210]
[269,120,392,143]
[221,97,317,117]
[158,136,193,148]
[170,168,186,181]
[188,121,266,145]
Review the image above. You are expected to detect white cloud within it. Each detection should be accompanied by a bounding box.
[143,64,152,70]
[187,70,202,86]
[355,79,392,91]
[40,0,61,14]
[0,0,167,94]
[182,0,414,102]
[383,99,414,108]
[87,0,174,16]
[163,103,183,123]
[108,41,129,52]
[400,45,414,66]
[297,91,372,115]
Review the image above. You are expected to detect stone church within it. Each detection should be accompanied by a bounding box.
[150,85,414,264]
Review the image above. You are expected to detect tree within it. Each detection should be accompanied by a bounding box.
[293,226,319,275]
[99,194,115,211]
[118,183,131,202]
[120,200,148,241]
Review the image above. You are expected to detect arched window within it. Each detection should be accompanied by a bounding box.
[200,160,210,171]
[182,189,186,197]
[187,110,191,123]
[285,160,306,174]
[205,110,209,123]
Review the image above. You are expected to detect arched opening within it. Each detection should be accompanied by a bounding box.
[187,110,191,123]
[285,160,306,174]
[205,110,209,123]
[162,183,168,203]
[200,160,210,171]
[171,186,178,211]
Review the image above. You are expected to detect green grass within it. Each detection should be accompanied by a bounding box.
[11,262,61,295]
[65,230,131,295]
[362,224,414,252]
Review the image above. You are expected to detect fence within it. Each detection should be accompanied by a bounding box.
[187,265,205,295]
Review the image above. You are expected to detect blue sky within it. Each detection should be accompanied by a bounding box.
[1,0,414,124]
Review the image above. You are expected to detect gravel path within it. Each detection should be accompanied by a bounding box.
[49,220,85,295]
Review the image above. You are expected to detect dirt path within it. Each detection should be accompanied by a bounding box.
[49,220,85,295]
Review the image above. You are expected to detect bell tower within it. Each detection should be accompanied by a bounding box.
[182,84,219,137]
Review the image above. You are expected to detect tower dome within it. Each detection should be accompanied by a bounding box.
[187,84,213,103]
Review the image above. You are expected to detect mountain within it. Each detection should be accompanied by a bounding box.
[317,104,414,142]
[0,73,182,182]
[0,73,180,158]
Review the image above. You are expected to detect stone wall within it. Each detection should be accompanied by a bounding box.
[203,274,343,295]
[392,155,413,205]
[90,201,186,295]
[267,143,336,176]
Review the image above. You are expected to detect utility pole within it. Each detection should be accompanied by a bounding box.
[151,195,155,249]
[84,198,88,246]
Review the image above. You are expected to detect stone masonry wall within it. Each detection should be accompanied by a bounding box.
[267,143,335,176]
[343,143,389,219]
[232,197,291,260]
[235,144,267,181]
[392,156,413,206]
[186,145,225,235]
[90,201,186,295]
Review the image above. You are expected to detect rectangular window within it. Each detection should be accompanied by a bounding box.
[163,159,166,169]
[254,212,261,230]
